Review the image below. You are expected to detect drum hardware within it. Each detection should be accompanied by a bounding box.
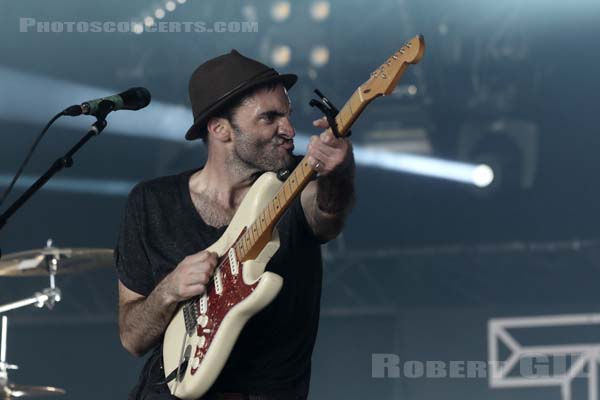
[0,316,66,398]
[0,239,113,397]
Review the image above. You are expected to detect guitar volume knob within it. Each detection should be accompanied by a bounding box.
[197,315,209,327]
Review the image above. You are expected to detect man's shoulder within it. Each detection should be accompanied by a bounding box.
[128,169,197,202]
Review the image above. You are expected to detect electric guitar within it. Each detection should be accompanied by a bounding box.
[163,34,426,399]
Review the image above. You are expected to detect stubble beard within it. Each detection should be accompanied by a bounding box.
[230,125,294,175]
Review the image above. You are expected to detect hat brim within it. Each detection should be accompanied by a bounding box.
[185,73,297,141]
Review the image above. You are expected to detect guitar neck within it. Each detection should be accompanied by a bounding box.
[235,88,370,262]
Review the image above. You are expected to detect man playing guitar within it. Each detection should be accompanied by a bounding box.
[115,49,355,400]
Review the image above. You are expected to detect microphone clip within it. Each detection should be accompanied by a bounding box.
[62,100,113,120]
[89,100,115,121]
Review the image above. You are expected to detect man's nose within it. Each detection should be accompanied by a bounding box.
[279,117,295,138]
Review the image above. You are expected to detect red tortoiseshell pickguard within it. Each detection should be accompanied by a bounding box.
[190,252,258,374]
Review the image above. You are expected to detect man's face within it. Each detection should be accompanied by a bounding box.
[228,84,295,172]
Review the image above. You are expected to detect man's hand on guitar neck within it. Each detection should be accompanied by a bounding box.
[118,250,218,357]
[306,116,353,177]
[301,116,356,242]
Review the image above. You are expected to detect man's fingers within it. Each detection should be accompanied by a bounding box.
[188,250,218,264]
[182,284,206,298]
[309,146,332,167]
[306,155,321,170]
[320,130,335,144]
[188,251,208,263]
[312,116,328,128]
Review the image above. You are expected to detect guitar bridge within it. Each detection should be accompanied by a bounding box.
[182,300,199,336]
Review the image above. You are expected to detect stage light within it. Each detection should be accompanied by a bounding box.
[310,1,330,22]
[165,1,176,12]
[176,0,186,4]
[472,165,494,188]
[132,23,144,34]
[352,147,495,187]
[144,16,155,28]
[408,85,418,96]
[310,46,330,67]
[242,5,258,22]
[155,8,166,19]
[459,120,538,190]
[271,45,291,67]
[271,1,291,22]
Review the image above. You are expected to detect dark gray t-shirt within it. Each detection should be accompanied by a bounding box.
[114,168,323,399]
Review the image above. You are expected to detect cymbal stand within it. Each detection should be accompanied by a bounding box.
[0,316,18,389]
[0,240,62,315]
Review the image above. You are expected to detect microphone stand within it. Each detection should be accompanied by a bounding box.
[0,106,111,259]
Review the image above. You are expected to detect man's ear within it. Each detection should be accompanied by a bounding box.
[206,117,233,142]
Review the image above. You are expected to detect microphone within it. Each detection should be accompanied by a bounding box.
[63,87,151,117]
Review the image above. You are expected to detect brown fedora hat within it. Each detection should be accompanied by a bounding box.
[185,49,297,141]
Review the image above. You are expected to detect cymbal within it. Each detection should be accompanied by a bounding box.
[0,247,113,277]
[2,384,65,398]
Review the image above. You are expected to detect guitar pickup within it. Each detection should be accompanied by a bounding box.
[214,270,223,295]
[228,248,239,276]
[199,293,208,315]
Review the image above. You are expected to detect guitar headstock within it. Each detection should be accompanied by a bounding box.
[358,34,425,102]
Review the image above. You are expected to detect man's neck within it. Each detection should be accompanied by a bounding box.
[190,151,260,211]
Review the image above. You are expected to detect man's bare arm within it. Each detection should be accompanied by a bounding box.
[301,117,355,241]
[118,251,218,357]
[118,281,178,357]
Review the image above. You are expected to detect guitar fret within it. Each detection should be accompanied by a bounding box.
[352,90,362,113]
[337,111,346,133]
[290,169,298,189]
[302,159,310,175]
[267,202,274,222]
[336,116,343,134]
[256,220,263,236]
[251,223,258,240]
[348,95,358,122]
[260,213,267,230]
[280,186,287,202]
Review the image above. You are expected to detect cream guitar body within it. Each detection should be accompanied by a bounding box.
[163,172,284,399]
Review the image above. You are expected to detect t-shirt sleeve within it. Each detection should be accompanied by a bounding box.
[114,183,155,297]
